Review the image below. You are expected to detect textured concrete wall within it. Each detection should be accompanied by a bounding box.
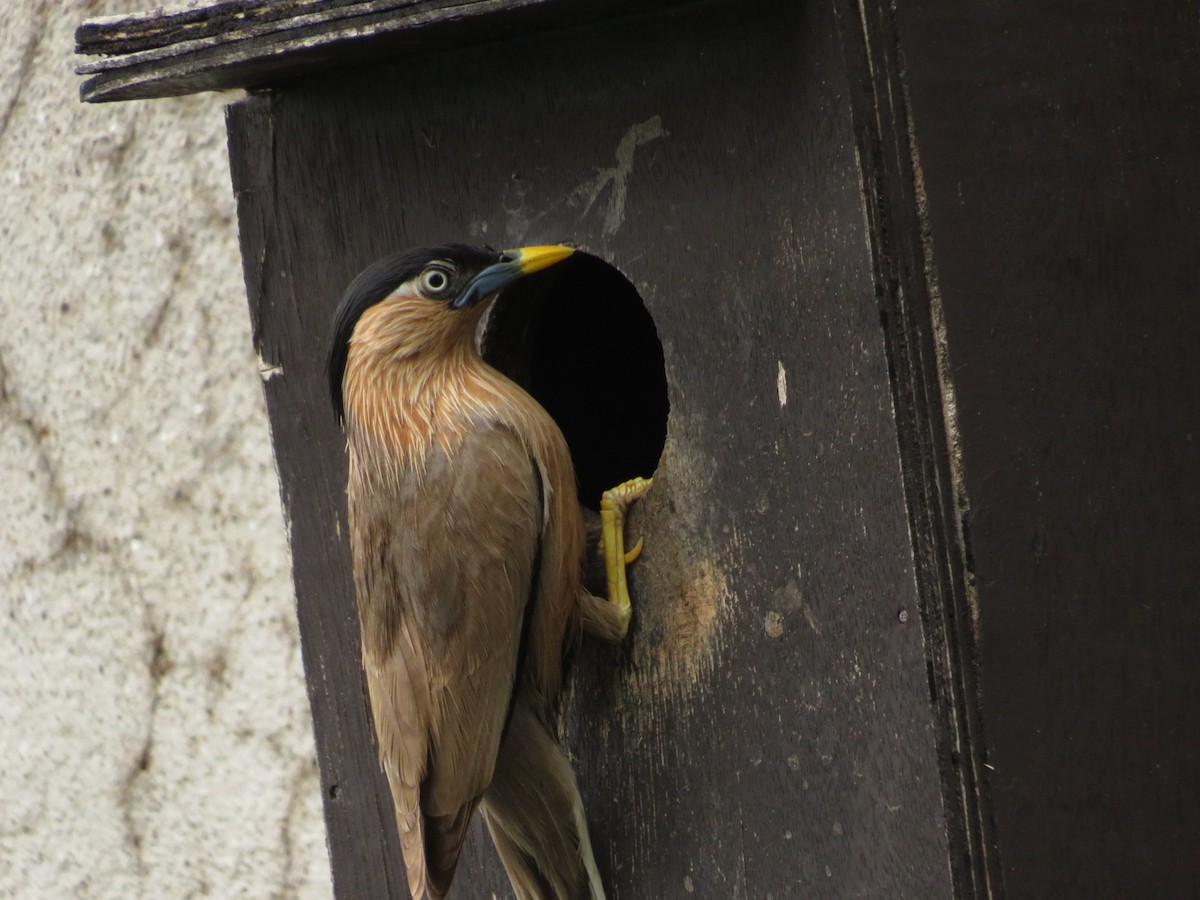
[0,3,332,897]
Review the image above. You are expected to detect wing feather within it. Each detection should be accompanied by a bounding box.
[352,422,542,897]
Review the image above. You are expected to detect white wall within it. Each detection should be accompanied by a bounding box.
[0,3,332,896]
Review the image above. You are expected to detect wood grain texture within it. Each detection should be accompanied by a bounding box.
[78,0,387,56]
[227,96,410,899]
[226,0,957,895]
[835,1,1001,895]
[75,0,690,103]
[894,1,1200,897]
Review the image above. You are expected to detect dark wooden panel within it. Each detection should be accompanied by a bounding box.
[227,96,410,899]
[895,2,1200,897]
[835,1,1001,895]
[228,0,955,895]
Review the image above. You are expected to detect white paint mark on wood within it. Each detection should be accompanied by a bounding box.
[575,116,667,237]
[801,601,821,635]
[777,360,788,407]
[256,349,284,380]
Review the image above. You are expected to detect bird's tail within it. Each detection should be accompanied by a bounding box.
[395,791,478,899]
[481,701,606,900]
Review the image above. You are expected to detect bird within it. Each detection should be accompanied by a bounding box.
[326,244,650,900]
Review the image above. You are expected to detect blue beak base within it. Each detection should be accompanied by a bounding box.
[452,245,575,309]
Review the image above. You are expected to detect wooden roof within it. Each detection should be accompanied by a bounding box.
[76,0,683,102]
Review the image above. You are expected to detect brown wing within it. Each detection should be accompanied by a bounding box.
[355,422,542,897]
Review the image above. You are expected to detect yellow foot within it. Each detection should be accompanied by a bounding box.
[599,477,652,632]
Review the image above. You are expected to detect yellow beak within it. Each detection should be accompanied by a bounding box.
[453,245,575,308]
[507,245,575,275]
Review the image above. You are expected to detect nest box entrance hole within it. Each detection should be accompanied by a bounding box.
[481,252,669,511]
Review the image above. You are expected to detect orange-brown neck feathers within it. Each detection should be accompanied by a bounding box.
[342,294,491,468]
[348,292,481,363]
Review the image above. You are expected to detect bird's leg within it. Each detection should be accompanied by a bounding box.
[598,477,652,635]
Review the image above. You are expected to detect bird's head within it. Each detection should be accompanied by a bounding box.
[327,243,573,423]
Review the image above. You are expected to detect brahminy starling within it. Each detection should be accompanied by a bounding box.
[327,244,649,899]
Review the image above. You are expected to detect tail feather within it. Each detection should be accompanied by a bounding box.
[481,700,606,900]
[424,801,479,897]
[395,795,479,899]
[397,808,430,899]
[482,809,561,899]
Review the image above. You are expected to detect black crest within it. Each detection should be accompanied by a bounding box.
[326,244,497,422]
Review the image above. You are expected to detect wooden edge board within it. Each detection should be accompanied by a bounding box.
[77,0,511,70]
[76,0,379,58]
[833,0,1003,895]
[76,0,682,103]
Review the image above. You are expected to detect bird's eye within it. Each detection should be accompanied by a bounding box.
[420,267,451,296]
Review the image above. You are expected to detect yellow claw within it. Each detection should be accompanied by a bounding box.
[599,477,652,630]
[624,536,645,565]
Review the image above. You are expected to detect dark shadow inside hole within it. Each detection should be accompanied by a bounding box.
[482,252,669,511]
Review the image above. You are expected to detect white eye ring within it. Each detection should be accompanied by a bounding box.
[421,267,451,295]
